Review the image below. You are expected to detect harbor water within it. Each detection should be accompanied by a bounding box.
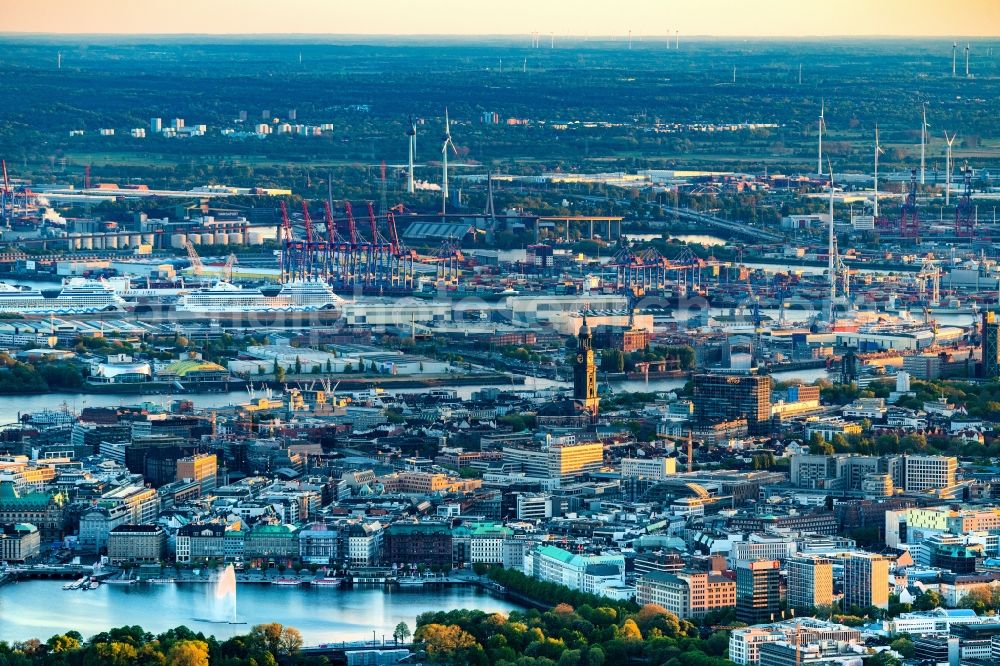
[0,580,523,644]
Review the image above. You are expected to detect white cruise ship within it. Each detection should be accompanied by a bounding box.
[176,280,346,313]
[0,279,127,314]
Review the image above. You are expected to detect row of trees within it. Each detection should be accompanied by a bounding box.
[413,603,731,666]
[599,346,696,374]
[891,588,1000,617]
[0,623,309,666]
[0,355,84,394]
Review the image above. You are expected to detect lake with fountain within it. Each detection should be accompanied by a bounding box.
[0,577,524,644]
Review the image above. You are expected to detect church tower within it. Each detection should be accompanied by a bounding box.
[573,314,600,415]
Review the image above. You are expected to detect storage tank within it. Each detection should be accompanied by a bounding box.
[247,230,265,246]
[214,233,228,246]
[105,235,119,249]
[142,234,155,245]
[228,232,243,246]
[130,234,142,247]
[80,236,94,250]
[200,233,214,245]
[187,234,200,245]
[170,233,187,249]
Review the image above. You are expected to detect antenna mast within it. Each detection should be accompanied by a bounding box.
[828,161,836,318]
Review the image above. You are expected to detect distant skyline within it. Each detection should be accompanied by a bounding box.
[4,0,1000,38]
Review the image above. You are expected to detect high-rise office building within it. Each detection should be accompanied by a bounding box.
[903,455,957,492]
[735,559,781,624]
[787,555,833,612]
[176,453,218,493]
[843,553,891,610]
[693,372,773,434]
[636,571,736,619]
[983,311,1000,378]
[501,442,604,483]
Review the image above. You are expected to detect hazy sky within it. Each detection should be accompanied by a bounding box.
[4,0,999,37]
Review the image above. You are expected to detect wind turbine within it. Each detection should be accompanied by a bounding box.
[440,108,457,215]
[965,43,971,77]
[952,42,958,77]
[944,131,957,206]
[874,125,884,218]
[817,99,825,175]
[920,104,929,185]
[406,116,417,194]
[827,159,837,320]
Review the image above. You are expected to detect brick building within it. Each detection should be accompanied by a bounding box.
[385,522,454,567]
[107,524,166,564]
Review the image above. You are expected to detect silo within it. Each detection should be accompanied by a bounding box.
[142,234,155,245]
[247,230,265,246]
[214,233,228,246]
[200,233,214,245]
[130,234,142,247]
[170,233,187,249]
[105,235,119,249]
[228,232,243,246]
[80,235,94,250]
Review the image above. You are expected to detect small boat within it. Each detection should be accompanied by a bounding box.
[147,578,177,584]
[88,580,100,590]
[104,578,137,585]
[64,576,87,590]
[398,578,425,586]
[272,578,303,586]
[310,577,342,587]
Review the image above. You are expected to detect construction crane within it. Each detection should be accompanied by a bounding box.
[385,211,415,288]
[344,201,360,284]
[301,200,320,280]
[223,253,238,282]
[279,200,292,282]
[735,270,763,364]
[279,200,303,282]
[275,196,416,292]
[422,236,465,286]
[367,201,393,287]
[899,169,920,240]
[323,201,338,277]
[184,238,205,276]
[344,200,358,246]
[0,159,9,224]
[955,163,976,238]
[917,258,941,306]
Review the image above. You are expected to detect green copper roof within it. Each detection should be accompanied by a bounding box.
[0,481,64,509]
[471,524,512,537]
[538,545,577,564]
[248,524,298,536]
